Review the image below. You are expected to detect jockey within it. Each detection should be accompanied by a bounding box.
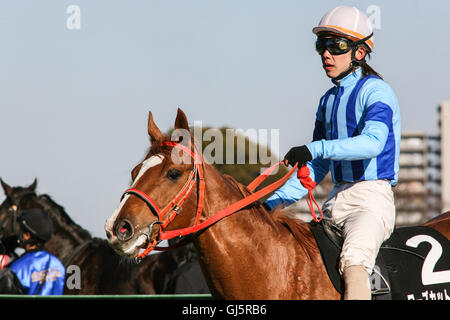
[0,208,65,295]
[265,6,401,299]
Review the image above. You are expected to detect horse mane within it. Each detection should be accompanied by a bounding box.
[37,194,92,242]
[220,173,317,256]
[270,209,317,256]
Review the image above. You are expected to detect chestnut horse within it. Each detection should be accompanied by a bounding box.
[105,109,450,299]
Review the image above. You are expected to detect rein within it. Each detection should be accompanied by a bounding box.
[122,141,322,261]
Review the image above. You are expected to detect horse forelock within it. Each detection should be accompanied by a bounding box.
[148,132,200,159]
[148,135,179,156]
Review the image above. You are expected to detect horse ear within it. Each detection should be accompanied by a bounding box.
[174,108,189,131]
[0,178,13,197]
[27,178,37,191]
[147,111,163,143]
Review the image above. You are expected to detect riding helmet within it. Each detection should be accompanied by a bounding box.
[312,5,374,50]
[17,208,54,241]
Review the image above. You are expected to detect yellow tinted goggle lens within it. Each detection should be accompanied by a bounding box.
[316,37,352,55]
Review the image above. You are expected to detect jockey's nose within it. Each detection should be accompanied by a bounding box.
[114,219,134,242]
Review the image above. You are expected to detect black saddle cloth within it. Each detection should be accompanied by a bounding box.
[309,220,450,300]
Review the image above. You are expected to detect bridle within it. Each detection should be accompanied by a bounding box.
[120,140,322,262]
[121,141,205,260]
[0,190,35,253]
[0,190,35,237]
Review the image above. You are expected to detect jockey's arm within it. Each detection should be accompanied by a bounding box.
[264,157,330,210]
[306,118,389,161]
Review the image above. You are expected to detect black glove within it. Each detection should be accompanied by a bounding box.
[283,145,312,167]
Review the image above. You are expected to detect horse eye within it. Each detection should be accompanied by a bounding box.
[166,169,182,181]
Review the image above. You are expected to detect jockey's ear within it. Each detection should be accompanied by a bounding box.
[147,111,163,143]
[174,108,189,131]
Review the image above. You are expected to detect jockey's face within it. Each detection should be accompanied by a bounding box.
[320,43,353,79]
[318,35,366,79]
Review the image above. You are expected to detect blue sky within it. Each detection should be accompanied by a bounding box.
[1,0,449,237]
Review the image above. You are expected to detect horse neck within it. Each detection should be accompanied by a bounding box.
[38,195,92,259]
[195,164,290,254]
[191,164,329,299]
[200,163,258,216]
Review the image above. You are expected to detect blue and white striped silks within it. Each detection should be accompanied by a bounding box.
[266,67,401,209]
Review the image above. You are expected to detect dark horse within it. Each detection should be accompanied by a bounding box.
[105,109,450,299]
[0,178,207,294]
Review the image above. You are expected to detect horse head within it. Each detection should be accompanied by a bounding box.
[0,178,39,253]
[105,109,203,259]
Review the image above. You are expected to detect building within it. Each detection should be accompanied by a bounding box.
[395,132,439,225]
[439,102,450,213]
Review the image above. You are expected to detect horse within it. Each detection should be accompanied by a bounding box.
[105,108,450,299]
[0,178,206,295]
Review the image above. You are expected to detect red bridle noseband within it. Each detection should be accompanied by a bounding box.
[120,141,322,262]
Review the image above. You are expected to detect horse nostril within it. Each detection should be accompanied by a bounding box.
[106,230,112,240]
[114,219,134,242]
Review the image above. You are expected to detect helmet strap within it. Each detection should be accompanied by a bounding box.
[332,60,357,82]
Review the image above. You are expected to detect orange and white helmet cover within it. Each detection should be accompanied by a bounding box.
[312,6,374,50]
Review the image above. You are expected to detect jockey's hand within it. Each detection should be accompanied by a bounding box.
[283,145,312,167]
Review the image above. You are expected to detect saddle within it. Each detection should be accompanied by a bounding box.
[309,219,450,300]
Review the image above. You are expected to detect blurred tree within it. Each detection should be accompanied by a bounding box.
[167,126,288,201]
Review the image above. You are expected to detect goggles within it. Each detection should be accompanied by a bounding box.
[315,37,353,55]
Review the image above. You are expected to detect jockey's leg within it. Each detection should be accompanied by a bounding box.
[343,265,371,300]
[323,180,396,300]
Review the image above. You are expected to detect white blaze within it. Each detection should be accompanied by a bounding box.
[132,155,164,186]
[105,154,164,235]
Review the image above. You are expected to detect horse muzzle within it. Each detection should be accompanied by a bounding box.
[106,218,162,258]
